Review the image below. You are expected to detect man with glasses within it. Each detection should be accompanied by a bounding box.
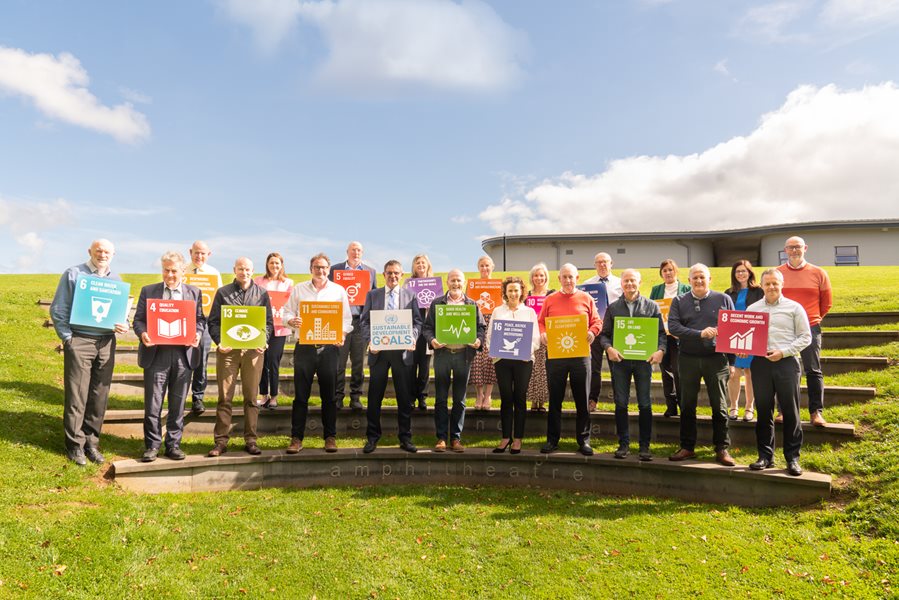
[667,264,736,466]
[583,252,622,411]
[778,236,832,427]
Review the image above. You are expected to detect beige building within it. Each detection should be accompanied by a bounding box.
[481,219,899,270]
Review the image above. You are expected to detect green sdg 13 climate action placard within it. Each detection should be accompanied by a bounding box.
[612,316,658,360]
[221,305,267,349]
[434,304,477,345]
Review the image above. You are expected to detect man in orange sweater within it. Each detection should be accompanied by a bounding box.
[537,263,602,455]
[778,236,833,427]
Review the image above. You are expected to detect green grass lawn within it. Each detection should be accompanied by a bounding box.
[5,272,899,598]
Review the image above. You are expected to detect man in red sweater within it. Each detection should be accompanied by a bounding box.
[778,236,833,427]
[537,263,602,455]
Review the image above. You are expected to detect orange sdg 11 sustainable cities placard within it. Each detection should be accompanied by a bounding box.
[545,314,590,359]
[332,270,371,306]
[183,274,219,316]
[298,301,343,345]
[466,279,503,315]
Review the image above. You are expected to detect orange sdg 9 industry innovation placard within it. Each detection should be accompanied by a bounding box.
[466,279,503,315]
[298,301,343,345]
[545,314,590,359]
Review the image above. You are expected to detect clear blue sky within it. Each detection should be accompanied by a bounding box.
[2,0,898,274]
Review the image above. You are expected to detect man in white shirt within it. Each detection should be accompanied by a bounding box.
[583,252,622,410]
[185,240,223,416]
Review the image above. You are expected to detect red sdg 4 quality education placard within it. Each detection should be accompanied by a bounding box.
[715,310,769,357]
[147,298,197,345]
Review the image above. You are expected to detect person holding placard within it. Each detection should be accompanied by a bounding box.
[537,263,602,455]
[583,252,623,412]
[50,239,130,465]
[132,251,205,462]
[282,253,352,454]
[254,252,294,410]
[649,259,691,418]
[330,241,378,412]
[185,241,223,416]
[745,269,812,476]
[361,260,423,453]
[599,269,666,461]
[489,276,540,454]
[526,263,554,412]
[470,255,499,410]
[422,269,486,452]
[408,253,434,412]
[206,257,274,457]
[667,264,736,466]
[725,260,764,422]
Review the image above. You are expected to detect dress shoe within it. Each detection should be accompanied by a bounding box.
[349,399,364,412]
[191,400,205,416]
[164,447,186,461]
[141,448,159,463]
[324,437,338,453]
[84,447,105,464]
[787,459,803,476]
[715,449,736,467]
[245,442,262,455]
[810,411,827,427]
[400,440,418,453]
[362,439,377,454]
[267,397,278,409]
[638,446,653,462]
[669,448,696,461]
[434,439,447,452]
[207,443,227,457]
[613,444,629,459]
[336,398,345,411]
[286,437,303,454]
[492,440,511,454]
[663,408,678,418]
[540,442,558,454]
[258,396,270,408]
[68,449,87,466]
[749,457,773,471]
[417,399,427,411]
[510,442,522,455]
[579,443,594,456]
[451,439,465,453]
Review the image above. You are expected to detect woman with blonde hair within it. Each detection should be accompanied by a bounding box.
[409,253,433,411]
[526,263,554,412]
[470,255,498,410]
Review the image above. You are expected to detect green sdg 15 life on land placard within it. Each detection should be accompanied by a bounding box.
[612,316,658,361]
[221,305,267,349]
[434,304,476,345]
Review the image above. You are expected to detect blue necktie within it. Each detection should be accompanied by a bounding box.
[387,290,395,310]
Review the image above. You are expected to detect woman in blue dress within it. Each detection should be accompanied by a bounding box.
[725,260,764,421]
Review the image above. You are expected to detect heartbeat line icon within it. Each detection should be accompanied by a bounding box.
[441,321,471,337]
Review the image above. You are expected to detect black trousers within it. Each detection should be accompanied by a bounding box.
[800,324,824,416]
[677,353,730,452]
[751,355,803,461]
[588,337,605,401]
[546,356,591,446]
[291,344,339,440]
[366,351,414,443]
[259,334,287,396]
[143,346,191,451]
[409,334,431,403]
[190,329,211,403]
[336,315,365,403]
[660,335,681,413]
[495,359,532,440]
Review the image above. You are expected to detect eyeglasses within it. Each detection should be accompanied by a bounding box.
[786,245,803,250]
[385,271,403,277]
[693,298,701,312]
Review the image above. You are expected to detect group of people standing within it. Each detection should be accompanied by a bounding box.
[50,236,831,477]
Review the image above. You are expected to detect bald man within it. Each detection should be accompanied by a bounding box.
[186,240,223,416]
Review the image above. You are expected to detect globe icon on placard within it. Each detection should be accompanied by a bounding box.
[418,289,436,305]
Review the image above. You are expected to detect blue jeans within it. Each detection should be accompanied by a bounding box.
[610,360,654,448]
[433,349,470,441]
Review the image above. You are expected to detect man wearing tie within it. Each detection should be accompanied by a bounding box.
[184,240,223,416]
[329,241,378,411]
[132,251,206,461]
[360,260,423,453]
[583,252,622,411]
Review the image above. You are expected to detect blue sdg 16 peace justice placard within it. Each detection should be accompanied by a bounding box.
[70,274,132,331]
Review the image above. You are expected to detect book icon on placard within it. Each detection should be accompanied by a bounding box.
[156,318,186,339]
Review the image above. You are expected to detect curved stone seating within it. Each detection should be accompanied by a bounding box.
[102,406,856,448]
[110,448,832,507]
[823,330,899,349]
[823,311,899,327]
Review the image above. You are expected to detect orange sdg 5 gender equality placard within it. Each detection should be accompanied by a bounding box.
[545,314,590,359]
[332,270,370,306]
[466,279,503,315]
[298,301,343,345]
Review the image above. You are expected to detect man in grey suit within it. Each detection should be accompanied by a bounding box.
[329,241,378,411]
[360,260,423,453]
[132,251,206,461]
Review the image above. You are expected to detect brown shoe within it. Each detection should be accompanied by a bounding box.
[207,443,227,457]
[324,437,338,453]
[716,449,736,466]
[810,411,827,427]
[286,437,303,454]
[668,448,696,461]
[434,439,447,452]
[245,442,262,455]
[451,439,464,453]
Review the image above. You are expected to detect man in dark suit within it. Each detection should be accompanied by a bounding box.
[132,251,206,461]
[329,241,378,411]
[360,260,423,453]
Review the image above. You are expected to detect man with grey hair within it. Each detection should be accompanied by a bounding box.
[746,268,811,476]
[50,239,130,465]
[132,251,206,461]
[584,252,623,410]
[667,263,737,466]
[185,240,223,416]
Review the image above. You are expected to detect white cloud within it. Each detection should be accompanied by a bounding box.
[737,1,812,43]
[0,196,74,272]
[0,46,150,144]
[820,0,899,27]
[119,87,152,105]
[450,215,472,224]
[479,83,899,235]
[218,0,304,53]
[713,58,738,82]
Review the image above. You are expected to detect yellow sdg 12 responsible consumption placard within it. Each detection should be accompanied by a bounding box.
[183,273,219,316]
[545,313,590,359]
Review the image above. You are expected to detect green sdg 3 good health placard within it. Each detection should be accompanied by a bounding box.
[612,316,658,360]
[435,304,476,345]
[221,305,267,349]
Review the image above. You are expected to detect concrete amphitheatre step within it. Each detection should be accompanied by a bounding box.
[823,311,899,327]
[821,331,899,349]
[108,371,876,408]
[102,406,856,448]
[110,449,831,507]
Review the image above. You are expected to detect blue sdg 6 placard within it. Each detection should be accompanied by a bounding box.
[70,274,131,331]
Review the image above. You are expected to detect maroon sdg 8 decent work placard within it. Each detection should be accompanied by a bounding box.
[715,310,769,357]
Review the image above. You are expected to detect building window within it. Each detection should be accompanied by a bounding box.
[778,251,788,265]
[834,246,859,266]
[565,249,573,255]
[616,248,626,254]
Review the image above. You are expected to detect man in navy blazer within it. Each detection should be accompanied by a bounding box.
[329,241,378,411]
[360,260,422,453]
[132,251,206,462]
